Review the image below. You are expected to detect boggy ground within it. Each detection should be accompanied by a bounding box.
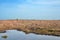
[0,20,60,36]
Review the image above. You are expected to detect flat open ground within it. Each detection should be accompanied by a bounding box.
[0,20,60,36]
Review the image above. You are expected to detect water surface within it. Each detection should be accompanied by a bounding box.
[0,30,60,40]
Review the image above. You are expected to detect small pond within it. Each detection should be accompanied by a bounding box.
[0,30,60,40]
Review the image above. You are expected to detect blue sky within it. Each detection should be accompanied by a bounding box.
[0,0,60,20]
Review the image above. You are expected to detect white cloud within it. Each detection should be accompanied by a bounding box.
[25,0,60,5]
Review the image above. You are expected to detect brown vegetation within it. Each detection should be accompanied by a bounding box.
[0,20,60,36]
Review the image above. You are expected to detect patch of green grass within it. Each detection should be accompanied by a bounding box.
[1,35,8,39]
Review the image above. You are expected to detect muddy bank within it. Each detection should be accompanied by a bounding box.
[0,20,60,36]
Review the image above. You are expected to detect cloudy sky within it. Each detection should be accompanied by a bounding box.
[0,0,60,20]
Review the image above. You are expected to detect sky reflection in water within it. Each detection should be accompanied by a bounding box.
[0,30,60,40]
